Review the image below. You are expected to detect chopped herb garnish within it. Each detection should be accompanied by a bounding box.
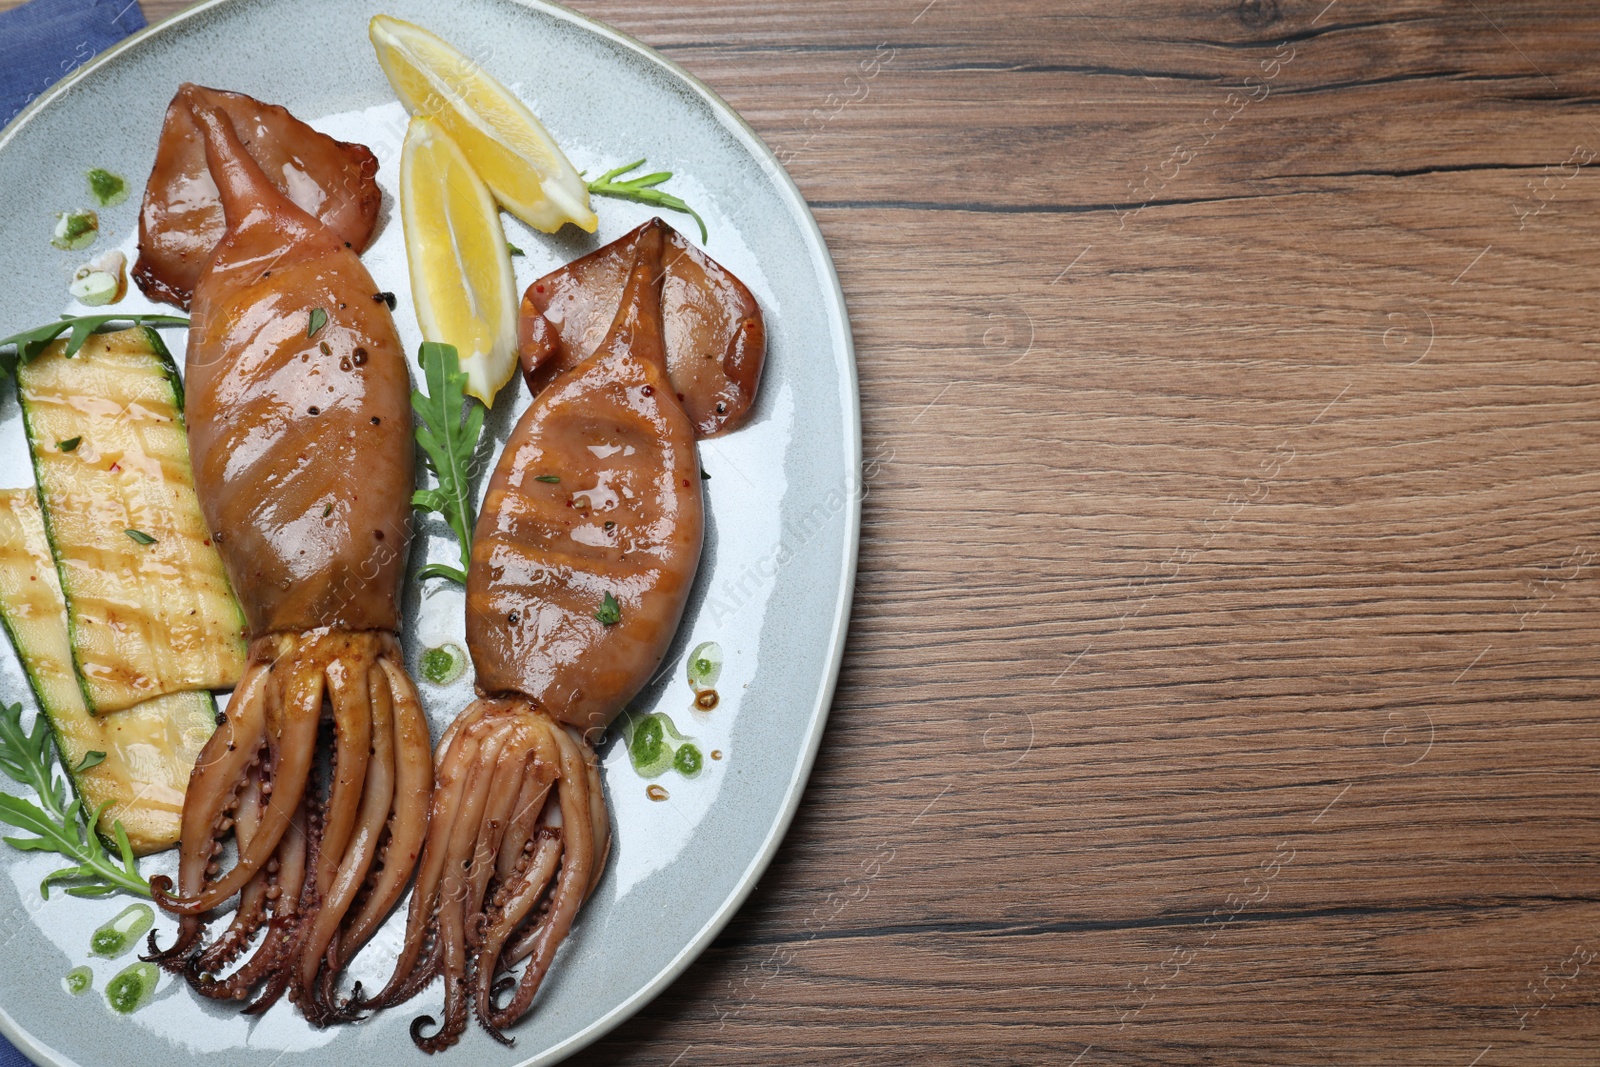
[627,713,670,776]
[104,961,157,1014]
[73,751,106,774]
[86,169,128,207]
[687,641,723,691]
[322,502,334,518]
[585,159,709,243]
[536,474,561,483]
[0,314,190,370]
[626,712,696,778]
[410,342,484,586]
[700,468,710,480]
[0,702,150,899]
[68,267,119,308]
[374,291,397,310]
[124,529,156,545]
[89,903,154,959]
[51,210,99,251]
[674,743,704,777]
[506,242,525,256]
[420,643,468,686]
[595,592,622,626]
[307,307,328,338]
[58,436,82,453]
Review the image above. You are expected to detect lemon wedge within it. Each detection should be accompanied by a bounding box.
[371,14,597,234]
[400,115,519,404]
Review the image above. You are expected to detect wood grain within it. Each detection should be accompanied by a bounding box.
[12,0,1600,1064]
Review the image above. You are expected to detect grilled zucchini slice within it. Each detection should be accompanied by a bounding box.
[16,326,245,713]
[0,489,215,854]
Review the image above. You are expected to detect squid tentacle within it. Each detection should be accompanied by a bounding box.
[242,770,323,1016]
[191,798,309,1003]
[156,649,322,915]
[146,658,270,966]
[473,827,562,1043]
[488,722,598,1030]
[295,651,394,1020]
[188,778,267,978]
[356,710,496,1010]
[403,721,518,1051]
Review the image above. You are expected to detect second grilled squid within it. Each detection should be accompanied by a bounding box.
[357,220,717,1050]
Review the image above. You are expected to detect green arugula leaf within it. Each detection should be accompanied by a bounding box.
[0,314,190,378]
[0,704,149,899]
[410,342,485,584]
[416,562,469,584]
[585,159,709,243]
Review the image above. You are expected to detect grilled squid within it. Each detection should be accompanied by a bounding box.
[360,220,711,1051]
[143,85,432,1024]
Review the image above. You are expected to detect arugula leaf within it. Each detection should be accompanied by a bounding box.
[585,159,709,243]
[0,314,190,376]
[411,342,485,584]
[73,751,106,774]
[0,703,148,899]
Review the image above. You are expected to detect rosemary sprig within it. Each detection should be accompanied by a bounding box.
[410,342,484,585]
[586,159,709,243]
[0,314,190,373]
[0,703,148,899]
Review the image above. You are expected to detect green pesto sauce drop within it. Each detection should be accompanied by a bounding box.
[86,168,128,207]
[674,743,704,777]
[89,903,154,959]
[104,961,157,1014]
[628,712,709,779]
[64,966,92,995]
[630,714,667,773]
[420,643,467,685]
[686,641,723,691]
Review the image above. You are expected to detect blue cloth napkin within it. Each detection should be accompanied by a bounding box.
[1,0,147,128]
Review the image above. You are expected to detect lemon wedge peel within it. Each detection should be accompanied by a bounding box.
[400,115,520,406]
[371,14,598,234]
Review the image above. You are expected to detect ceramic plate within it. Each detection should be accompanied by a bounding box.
[0,1,858,1063]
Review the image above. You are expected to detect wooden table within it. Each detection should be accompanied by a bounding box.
[27,0,1600,1063]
